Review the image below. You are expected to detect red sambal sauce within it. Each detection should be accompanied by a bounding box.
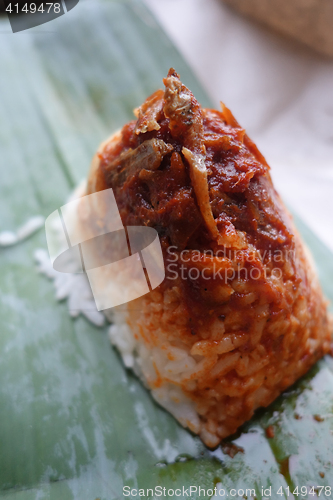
[96,80,297,326]
[98,107,294,255]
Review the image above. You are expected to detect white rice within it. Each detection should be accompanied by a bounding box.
[0,215,44,247]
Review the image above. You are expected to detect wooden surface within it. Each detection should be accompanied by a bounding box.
[222,0,333,57]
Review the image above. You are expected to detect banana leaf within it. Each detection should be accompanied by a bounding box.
[0,1,332,498]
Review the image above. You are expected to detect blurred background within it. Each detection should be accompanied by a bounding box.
[146,0,333,253]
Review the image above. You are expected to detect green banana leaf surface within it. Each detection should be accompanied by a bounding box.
[0,1,333,498]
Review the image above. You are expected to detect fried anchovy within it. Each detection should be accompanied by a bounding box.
[104,138,173,187]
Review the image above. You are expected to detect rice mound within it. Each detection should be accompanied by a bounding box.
[78,69,332,447]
